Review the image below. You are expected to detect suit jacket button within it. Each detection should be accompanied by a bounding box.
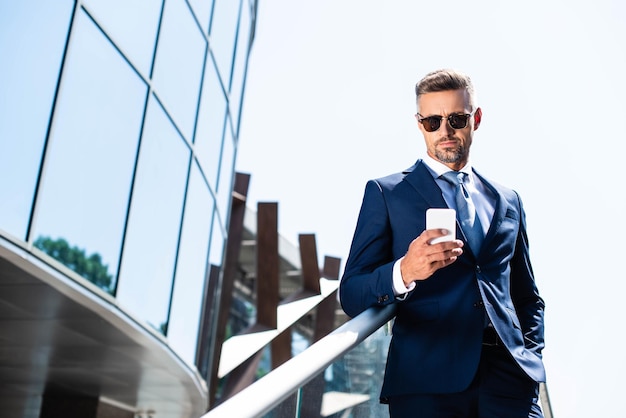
[476,265,481,273]
[378,295,389,303]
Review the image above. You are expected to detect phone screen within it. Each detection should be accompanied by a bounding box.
[426,208,456,244]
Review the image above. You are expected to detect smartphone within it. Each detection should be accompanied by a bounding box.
[426,208,456,244]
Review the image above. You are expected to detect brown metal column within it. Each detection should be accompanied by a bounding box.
[280,234,322,305]
[299,234,321,295]
[207,172,250,407]
[216,201,282,403]
[314,255,341,342]
[300,255,341,418]
[216,350,265,403]
[256,202,279,330]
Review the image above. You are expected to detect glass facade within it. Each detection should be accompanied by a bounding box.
[0,0,257,368]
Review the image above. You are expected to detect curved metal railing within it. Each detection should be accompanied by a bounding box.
[204,305,396,418]
[203,304,553,418]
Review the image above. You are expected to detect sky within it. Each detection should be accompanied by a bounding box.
[235,1,626,417]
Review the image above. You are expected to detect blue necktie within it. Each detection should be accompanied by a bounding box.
[440,171,484,254]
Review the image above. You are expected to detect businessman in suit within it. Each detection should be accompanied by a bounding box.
[339,69,546,417]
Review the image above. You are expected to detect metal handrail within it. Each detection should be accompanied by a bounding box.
[203,303,553,418]
[203,305,397,418]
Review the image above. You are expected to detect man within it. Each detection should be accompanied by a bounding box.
[339,69,546,417]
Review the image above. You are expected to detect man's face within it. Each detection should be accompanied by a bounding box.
[416,89,482,171]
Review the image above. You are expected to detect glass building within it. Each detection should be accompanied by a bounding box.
[0,0,257,416]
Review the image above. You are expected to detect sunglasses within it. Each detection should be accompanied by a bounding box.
[417,112,473,132]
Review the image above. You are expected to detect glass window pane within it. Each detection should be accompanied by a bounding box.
[216,123,235,223]
[30,10,147,294]
[152,0,206,141]
[228,0,252,130]
[81,0,162,78]
[188,0,214,35]
[209,0,241,84]
[194,58,226,191]
[116,96,190,334]
[168,162,215,365]
[0,0,74,240]
[209,210,225,267]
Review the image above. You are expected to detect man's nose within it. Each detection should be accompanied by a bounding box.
[439,118,454,134]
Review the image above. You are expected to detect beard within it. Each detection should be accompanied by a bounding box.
[434,140,467,164]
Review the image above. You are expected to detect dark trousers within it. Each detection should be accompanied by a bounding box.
[387,345,543,418]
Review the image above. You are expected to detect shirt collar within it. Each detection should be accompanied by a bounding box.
[423,154,473,178]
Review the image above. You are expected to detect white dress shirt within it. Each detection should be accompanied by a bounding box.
[392,156,497,297]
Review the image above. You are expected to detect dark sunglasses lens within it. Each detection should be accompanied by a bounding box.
[449,114,469,129]
[422,116,441,132]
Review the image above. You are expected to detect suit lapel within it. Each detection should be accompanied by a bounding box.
[404,161,476,254]
[473,169,509,250]
[403,162,512,259]
[403,160,448,209]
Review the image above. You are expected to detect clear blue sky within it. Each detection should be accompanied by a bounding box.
[236,1,626,416]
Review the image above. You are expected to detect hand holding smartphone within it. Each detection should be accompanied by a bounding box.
[426,208,456,244]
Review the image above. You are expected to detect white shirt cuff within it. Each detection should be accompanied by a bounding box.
[393,257,415,298]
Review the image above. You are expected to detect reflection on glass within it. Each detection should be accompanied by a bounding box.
[209,0,241,84]
[116,96,190,334]
[81,0,162,78]
[194,58,226,191]
[168,162,215,365]
[0,0,73,240]
[31,10,146,290]
[152,0,206,141]
[34,236,114,293]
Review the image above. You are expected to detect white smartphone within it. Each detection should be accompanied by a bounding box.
[426,208,456,244]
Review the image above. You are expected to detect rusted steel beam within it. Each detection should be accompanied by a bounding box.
[216,350,264,403]
[272,327,292,369]
[301,255,342,418]
[256,202,279,329]
[299,233,321,294]
[322,255,341,283]
[313,255,341,342]
[207,172,250,407]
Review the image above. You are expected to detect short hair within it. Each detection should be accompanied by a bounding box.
[415,69,477,111]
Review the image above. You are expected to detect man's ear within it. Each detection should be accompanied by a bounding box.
[473,108,482,130]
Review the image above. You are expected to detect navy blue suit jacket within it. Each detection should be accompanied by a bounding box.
[339,160,545,401]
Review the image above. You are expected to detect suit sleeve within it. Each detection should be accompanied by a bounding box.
[339,180,399,318]
[510,192,545,357]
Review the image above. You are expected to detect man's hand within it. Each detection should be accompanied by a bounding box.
[400,229,464,286]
